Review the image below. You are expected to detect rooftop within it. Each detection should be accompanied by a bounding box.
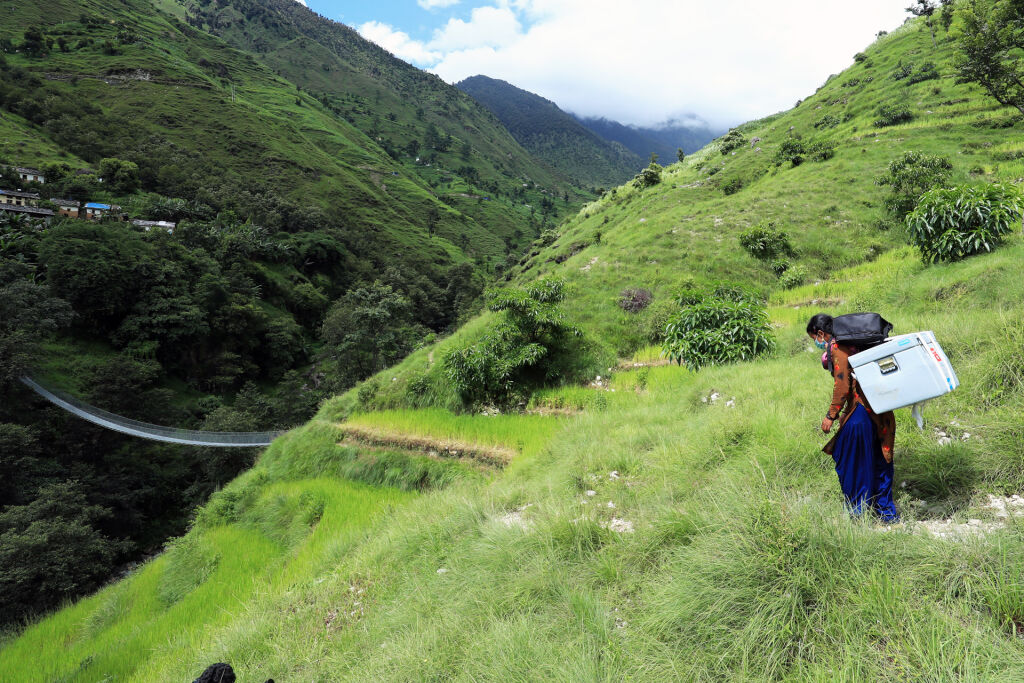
[0,189,41,199]
[0,204,54,217]
[14,167,43,175]
[51,198,80,207]
[84,202,119,210]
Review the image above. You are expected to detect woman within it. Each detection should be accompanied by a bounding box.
[807,313,899,522]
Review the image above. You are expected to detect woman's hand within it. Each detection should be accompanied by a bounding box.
[821,416,834,433]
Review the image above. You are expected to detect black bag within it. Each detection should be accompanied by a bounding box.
[832,312,893,349]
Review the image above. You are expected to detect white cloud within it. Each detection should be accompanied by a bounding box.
[418,0,461,9]
[294,0,307,6]
[358,21,441,65]
[429,6,522,51]
[424,0,910,127]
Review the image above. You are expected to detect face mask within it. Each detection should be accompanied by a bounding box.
[814,339,827,350]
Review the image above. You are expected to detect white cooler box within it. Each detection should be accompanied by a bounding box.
[849,331,959,413]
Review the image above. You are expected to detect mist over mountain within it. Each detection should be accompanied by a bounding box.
[456,75,643,188]
[573,115,724,163]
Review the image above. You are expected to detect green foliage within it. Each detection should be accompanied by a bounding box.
[906,183,1024,262]
[953,0,1024,116]
[873,103,915,126]
[0,481,121,624]
[719,128,747,155]
[854,51,869,63]
[875,150,954,217]
[774,138,807,166]
[813,114,841,129]
[662,287,776,369]
[632,161,663,189]
[97,157,140,194]
[157,534,220,608]
[0,259,73,387]
[907,61,941,84]
[444,278,586,406]
[739,221,794,261]
[779,265,807,289]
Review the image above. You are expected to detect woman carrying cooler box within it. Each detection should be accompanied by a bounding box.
[807,313,900,524]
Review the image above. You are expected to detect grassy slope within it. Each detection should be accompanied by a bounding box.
[7,238,1024,681]
[7,14,1024,681]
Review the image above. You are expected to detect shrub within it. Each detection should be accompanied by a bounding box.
[739,221,794,261]
[618,287,653,313]
[632,162,662,189]
[662,287,776,369]
[908,61,940,84]
[779,265,807,289]
[875,150,953,217]
[906,184,1024,263]
[854,52,868,63]
[774,138,806,166]
[874,103,914,127]
[808,140,837,161]
[890,61,914,81]
[769,259,791,276]
[814,114,841,129]
[721,177,744,195]
[719,128,747,155]
[443,278,587,407]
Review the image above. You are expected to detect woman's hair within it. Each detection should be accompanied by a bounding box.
[806,313,833,336]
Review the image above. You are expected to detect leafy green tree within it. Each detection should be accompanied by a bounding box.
[632,161,662,189]
[444,278,587,406]
[662,285,775,369]
[99,157,141,194]
[21,27,47,57]
[321,282,425,385]
[875,150,953,218]
[907,0,940,46]
[0,262,73,387]
[677,147,686,163]
[953,0,1024,116]
[906,183,1024,262]
[0,481,121,623]
[739,222,794,261]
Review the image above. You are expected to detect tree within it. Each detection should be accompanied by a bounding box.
[875,150,953,218]
[907,0,940,46]
[320,282,424,385]
[677,147,686,163]
[953,0,1024,116]
[0,263,73,387]
[0,481,121,624]
[21,27,47,57]
[99,157,141,193]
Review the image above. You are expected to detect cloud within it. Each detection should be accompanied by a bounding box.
[430,6,522,51]
[424,0,909,127]
[294,0,307,6]
[358,21,441,65]
[418,0,461,9]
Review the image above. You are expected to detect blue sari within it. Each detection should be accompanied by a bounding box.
[832,404,899,522]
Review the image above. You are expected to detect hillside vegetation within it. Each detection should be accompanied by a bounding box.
[457,75,643,188]
[6,7,1024,681]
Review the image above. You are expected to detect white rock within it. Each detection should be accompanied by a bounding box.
[586,490,597,497]
[607,501,616,509]
[437,568,448,575]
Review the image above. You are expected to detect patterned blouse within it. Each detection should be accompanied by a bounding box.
[824,341,896,459]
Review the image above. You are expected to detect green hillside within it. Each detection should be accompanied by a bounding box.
[457,75,643,188]
[6,7,1024,681]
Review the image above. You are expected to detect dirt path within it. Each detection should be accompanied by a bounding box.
[336,423,515,467]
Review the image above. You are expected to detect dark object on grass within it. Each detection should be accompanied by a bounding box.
[618,287,653,313]
[193,663,235,683]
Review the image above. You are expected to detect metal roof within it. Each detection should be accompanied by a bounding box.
[0,204,54,216]
[0,189,41,199]
[84,202,113,209]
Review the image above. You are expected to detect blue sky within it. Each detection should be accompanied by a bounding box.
[295,1,910,128]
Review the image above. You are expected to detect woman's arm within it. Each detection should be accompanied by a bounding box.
[823,344,853,432]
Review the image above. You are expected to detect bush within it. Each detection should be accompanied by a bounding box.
[739,222,794,261]
[719,129,747,155]
[853,52,868,63]
[906,184,1024,263]
[618,287,653,313]
[907,61,940,84]
[443,278,588,407]
[770,259,791,276]
[661,287,776,369]
[874,103,914,127]
[721,177,744,195]
[875,150,953,218]
[813,114,841,129]
[889,61,914,81]
[808,140,837,161]
[632,162,662,189]
[774,138,806,166]
[779,265,807,289]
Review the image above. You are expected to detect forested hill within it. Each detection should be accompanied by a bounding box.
[0,0,589,626]
[573,115,722,165]
[457,75,644,188]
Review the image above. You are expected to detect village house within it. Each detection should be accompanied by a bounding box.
[131,219,176,233]
[14,167,45,184]
[83,202,123,221]
[51,198,81,219]
[0,189,41,207]
[0,204,54,221]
